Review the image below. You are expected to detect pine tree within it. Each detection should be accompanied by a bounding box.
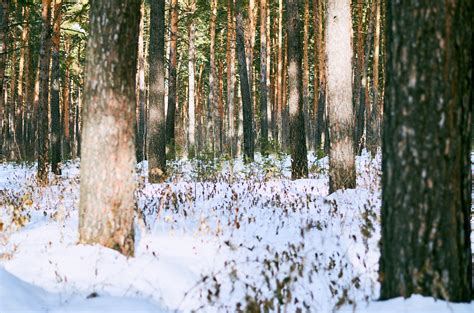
[79,0,140,257]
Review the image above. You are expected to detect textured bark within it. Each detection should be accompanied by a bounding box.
[380,0,472,301]
[37,0,52,185]
[286,0,308,179]
[135,2,146,163]
[51,0,62,175]
[187,0,196,158]
[79,0,140,257]
[166,0,178,155]
[226,0,236,156]
[326,0,356,193]
[148,0,166,182]
[235,0,254,162]
[259,0,268,154]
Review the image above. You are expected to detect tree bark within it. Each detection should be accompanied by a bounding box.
[148,0,167,182]
[259,0,268,155]
[302,0,310,150]
[62,38,71,159]
[135,1,146,163]
[208,0,218,155]
[37,0,52,185]
[326,0,356,192]
[353,0,365,155]
[226,0,236,157]
[286,0,308,179]
[380,0,472,301]
[166,0,178,156]
[235,0,254,162]
[187,0,196,158]
[79,0,140,257]
[50,0,62,175]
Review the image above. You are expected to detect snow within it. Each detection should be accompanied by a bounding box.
[0,151,472,312]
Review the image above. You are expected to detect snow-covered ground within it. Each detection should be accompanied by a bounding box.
[0,152,472,312]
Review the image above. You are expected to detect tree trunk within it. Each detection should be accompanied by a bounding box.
[286,0,308,179]
[302,0,310,150]
[62,39,71,159]
[235,0,254,162]
[276,0,283,147]
[353,0,365,155]
[187,0,196,158]
[326,0,355,193]
[135,1,146,163]
[208,0,218,155]
[148,0,167,182]
[79,0,140,257]
[380,0,472,301]
[259,0,268,155]
[367,0,381,156]
[315,0,326,152]
[0,1,7,145]
[226,0,236,157]
[37,0,52,185]
[17,5,30,158]
[166,0,178,156]
[50,0,62,175]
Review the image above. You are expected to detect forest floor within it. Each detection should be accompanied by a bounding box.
[0,152,472,312]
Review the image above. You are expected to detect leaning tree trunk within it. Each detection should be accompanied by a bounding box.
[79,0,140,257]
[235,0,254,162]
[37,0,52,185]
[326,0,356,193]
[286,0,308,179]
[50,0,62,175]
[148,0,167,182]
[380,0,472,302]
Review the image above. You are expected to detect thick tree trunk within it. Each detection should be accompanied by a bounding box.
[326,0,356,193]
[37,0,52,185]
[259,0,268,155]
[286,0,308,179]
[79,0,140,257]
[50,0,62,175]
[235,0,254,162]
[148,0,167,182]
[380,0,472,301]
[166,0,178,156]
